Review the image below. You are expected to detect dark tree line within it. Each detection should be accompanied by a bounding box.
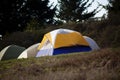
[100,0,120,19]
[101,0,120,25]
[107,0,120,18]
[0,0,101,35]
[0,0,56,35]
[57,0,99,22]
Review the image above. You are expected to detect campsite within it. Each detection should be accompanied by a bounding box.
[0,0,120,80]
[0,26,120,80]
[0,29,100,60]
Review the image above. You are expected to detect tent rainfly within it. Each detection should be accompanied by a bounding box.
[36,29,92,57]
[0,45,26,60]
[83,36,100,51]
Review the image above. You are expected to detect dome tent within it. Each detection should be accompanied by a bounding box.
[0,45,26,60]
[18,43,40,59]
[83,36,100,51]
[36,29,92,57]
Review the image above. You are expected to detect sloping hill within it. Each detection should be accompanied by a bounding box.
[0,48,120,80]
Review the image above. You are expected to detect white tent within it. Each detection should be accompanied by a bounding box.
[18,43,40,59]
[83,36,100,51]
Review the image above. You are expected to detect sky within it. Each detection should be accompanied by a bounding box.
[49,0,108,17]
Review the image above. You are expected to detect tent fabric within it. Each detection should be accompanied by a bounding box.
[0,35,2,40]
[38,29,89,50]
[37,41,53,57]
[53,45,91,55]
[36,29,92,57]
[0,46,10,60]
[83,36,100,51]
[0,45,26,60]
[18,43,40,59]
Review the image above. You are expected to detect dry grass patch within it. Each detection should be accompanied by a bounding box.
[0,48,120,80]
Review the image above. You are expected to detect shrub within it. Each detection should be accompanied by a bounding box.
[0,30,45,51]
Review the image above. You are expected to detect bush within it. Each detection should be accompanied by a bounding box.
[98,25,120,48]
[0,20,120,51]
[0,30,45,51]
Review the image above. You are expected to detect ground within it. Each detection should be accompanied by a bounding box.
[0,48,120,80]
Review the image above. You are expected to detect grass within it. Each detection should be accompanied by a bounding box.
[0,48,120,80]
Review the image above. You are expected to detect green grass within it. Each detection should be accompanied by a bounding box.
[0,48,120,80]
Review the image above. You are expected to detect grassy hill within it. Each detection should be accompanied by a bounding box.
[0,48,120,80]
[0,20,120,80]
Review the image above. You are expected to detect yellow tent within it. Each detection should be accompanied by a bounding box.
[36,29,91,57]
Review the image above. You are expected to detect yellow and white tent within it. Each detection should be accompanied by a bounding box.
[36,29,92,57]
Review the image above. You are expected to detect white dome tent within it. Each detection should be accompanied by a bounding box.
[18,43,40,59]
[83,36,100,51]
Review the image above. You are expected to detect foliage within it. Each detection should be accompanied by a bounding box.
[98,25,120,48]
[108,0,120,25]
[0,30,45,51]
[101,0,120,25]
[0,0,56,35]
[0,19,120,50]
[57,0,99,22]
[107,0,120,14]
[25,19,41,32]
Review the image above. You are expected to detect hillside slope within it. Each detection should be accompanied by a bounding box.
[0,48,120,80]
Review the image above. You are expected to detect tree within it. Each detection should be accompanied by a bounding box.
[57,0,98,22]
[0,0,23,35]
[107,0,120,18]
[101,0,120,25]
[0,0,56,35]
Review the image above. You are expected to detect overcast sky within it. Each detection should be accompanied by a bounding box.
[49,0,108,17]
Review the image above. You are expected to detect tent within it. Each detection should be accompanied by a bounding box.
[83,36,100,51]
[18,43,40,59]
[36,29,92,57]
[0,45,26,60]
[0,35,2,40]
